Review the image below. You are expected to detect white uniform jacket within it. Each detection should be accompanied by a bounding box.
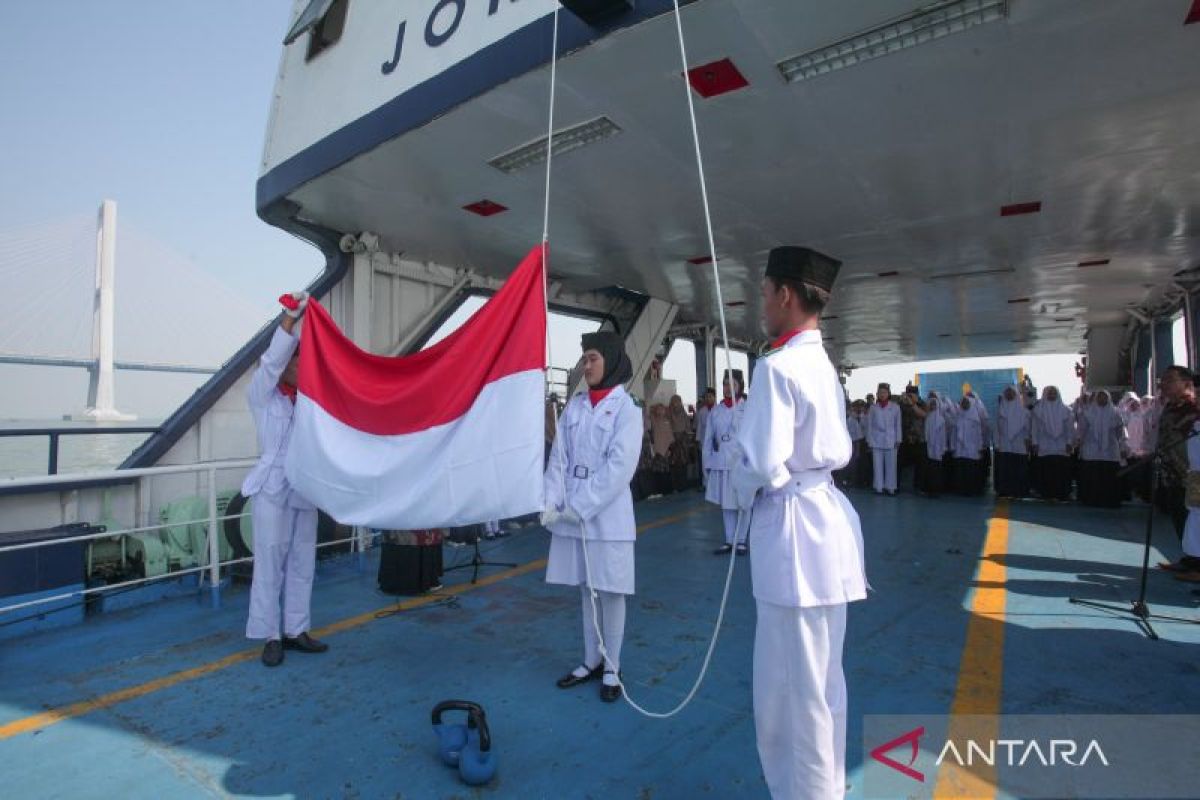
[703,400,745,472]
[731,330,869,608]
[866,402,901,450]
[543,386,643,542]
[241,326,314,510]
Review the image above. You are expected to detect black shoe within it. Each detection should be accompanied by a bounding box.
[283,632,329,653]
[601,671,623,703]
[713,544,733,555]
[556,663,602,688]
[736,544,748,556]
[262,639,284,667]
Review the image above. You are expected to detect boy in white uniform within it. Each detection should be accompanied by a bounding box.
[704,369,748,555]
[733,246,869,799]
[243,292,329,667]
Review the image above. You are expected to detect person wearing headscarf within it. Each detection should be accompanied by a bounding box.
[729,245,867,800]
[1076,390,1126,507]
[966,391,993,484]
[669,395,691,437]
[1141,394,1161,448]
[922,395,950,497]
[840,400,868,488]
[994,386,1031,499]
[928,390,957,452]
[704,369,748,555]
[1030,386,1075,501]
[867,382,902,495]
[543,330,642,703]
[1122,396,1148,456]
[694,388,717,488]
[650,403,674,458]
[952,395,987,495]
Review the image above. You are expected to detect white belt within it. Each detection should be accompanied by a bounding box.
[764,469,834,497]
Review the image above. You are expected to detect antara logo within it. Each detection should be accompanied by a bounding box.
[871,727,1110,783]
[870,726,926,782]
[936,738,1110,768]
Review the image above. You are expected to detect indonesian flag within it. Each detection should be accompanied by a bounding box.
[285,246,547,529]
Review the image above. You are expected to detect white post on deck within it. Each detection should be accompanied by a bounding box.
[207,466,222,609]
[83,199,133,420]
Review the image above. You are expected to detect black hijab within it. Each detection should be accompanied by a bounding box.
[581,331,633,390]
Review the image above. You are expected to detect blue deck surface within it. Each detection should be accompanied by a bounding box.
[3,489,1199,798]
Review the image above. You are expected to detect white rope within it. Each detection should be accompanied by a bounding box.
[541,6,559,246]
[568,0,744,719]
[542,6,559,392]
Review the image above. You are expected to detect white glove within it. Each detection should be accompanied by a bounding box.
[279,291,310,319]
[540,506,582,527]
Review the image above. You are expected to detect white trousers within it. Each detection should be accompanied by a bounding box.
[872,447,897,493]
[581,586,626,672]
[723,509,747,546]
[245,495,318,640]
[754,600,848,800]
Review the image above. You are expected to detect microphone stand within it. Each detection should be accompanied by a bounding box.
[1068,425,1200,640]
[443,526,517,585]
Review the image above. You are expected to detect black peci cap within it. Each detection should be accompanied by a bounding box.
[765,246,842,292]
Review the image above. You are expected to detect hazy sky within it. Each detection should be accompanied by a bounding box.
[0,1,319,419]
[0,2,321,305]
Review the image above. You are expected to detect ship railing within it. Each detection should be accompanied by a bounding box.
[0,425,160,476]
[0,459,369,620]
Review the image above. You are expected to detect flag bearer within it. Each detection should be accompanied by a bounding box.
[543,331,643,703]
[867,383,901,495]
[732,246,869,800]
[704,369,749,555]
[243,292,328,667]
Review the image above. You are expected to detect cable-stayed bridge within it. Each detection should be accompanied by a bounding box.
[0,201,266,420]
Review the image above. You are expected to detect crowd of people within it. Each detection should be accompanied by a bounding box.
[834,380,1174,506]
[605,365,1198,539]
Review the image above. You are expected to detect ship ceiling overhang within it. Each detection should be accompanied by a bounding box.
[258,0,1200,367]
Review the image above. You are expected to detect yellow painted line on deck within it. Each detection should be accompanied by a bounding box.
[933,500,1010,800]
[0,507,706,741]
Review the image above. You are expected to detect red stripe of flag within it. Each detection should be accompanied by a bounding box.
[298,245,546,436]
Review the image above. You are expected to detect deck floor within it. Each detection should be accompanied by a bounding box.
[3,488,1200,799]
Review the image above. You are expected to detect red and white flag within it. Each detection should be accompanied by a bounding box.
[285,246,547,529]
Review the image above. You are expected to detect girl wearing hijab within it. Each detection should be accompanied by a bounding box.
[650,404,674,459]
[669,395,691,438]
[704,369,748,555]
[952,396,987,495]
[995,386,1032,499]
[1077,390,1126,507]
[543,331,643,703]
[1031,386,1075,501]
[840,400,867,488]
[923,395,949,497]
[867,382,902,495]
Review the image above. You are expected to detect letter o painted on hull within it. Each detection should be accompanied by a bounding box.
[425,0,466,47]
